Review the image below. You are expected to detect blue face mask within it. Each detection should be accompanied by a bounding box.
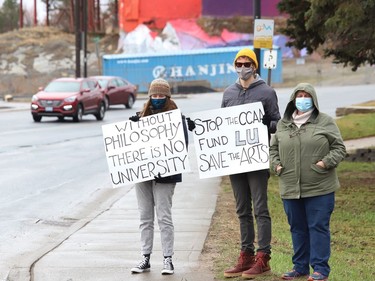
[295,97,313,112]
[151,98,166,110]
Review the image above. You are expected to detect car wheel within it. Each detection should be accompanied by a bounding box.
[95,102,106,121]
[125,95,135,109]
[73,104,83,122]
[58,116,64,121]
[33,114,42,122]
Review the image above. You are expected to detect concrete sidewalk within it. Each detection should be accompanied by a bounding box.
[344,136,375,152]
[7,146,220,281]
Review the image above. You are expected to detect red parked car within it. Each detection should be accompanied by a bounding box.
[91,76,137,109]
[31,77,106,122]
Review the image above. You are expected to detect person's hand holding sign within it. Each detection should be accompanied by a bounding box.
[129,115,140,122]
[186,117,196,131]
[262,115,271,128]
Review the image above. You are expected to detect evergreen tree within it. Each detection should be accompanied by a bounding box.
[278,0,375,70]
[0,0,19,33]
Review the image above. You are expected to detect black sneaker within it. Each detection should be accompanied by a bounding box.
[161,257,174,275]
[282,269,309,280]
[131,255,150,273]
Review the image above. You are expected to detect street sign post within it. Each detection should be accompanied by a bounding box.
[263,49,277,86]
[263,49,277,69]
[254,19,275,85]
[254,19,274,49]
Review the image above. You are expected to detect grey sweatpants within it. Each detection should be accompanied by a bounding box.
[135,180,176,257]
[229,169,272,255]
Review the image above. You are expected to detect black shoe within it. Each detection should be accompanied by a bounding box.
[131,255,150,273]
[161,257,174,275]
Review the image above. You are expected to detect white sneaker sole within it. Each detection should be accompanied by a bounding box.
[161,269,174,275]
[131,268,150,273]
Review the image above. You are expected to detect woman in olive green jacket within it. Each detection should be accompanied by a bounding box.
[269,83,346,281]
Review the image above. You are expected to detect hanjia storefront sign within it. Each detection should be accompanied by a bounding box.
[189,103,269,179]
[102,109,190,187]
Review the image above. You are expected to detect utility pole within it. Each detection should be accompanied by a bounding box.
[114,0,118,28]
[19,0,23,28]
[95,0,101,31]
[83,0,88,77]
[253,0,261,75]
[46,0,49,26]
[75,0,81,78]
[34,0,37,26]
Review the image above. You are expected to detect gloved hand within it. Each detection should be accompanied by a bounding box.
[154,172,162,180]
[129,115,140,122]
[186,117,196,131]
[262,115,271,128]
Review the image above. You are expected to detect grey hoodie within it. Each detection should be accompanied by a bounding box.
[269,83,347,199]
[221,75,281,135]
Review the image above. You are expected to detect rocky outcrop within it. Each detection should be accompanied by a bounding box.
[0,26,115,98]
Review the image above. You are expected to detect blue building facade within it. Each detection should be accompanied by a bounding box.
[102,46,282,93]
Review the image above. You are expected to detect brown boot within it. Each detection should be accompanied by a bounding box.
[241,251,271,279]
[224,251,255,278]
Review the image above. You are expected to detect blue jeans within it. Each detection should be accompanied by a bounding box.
[283,192,335,277]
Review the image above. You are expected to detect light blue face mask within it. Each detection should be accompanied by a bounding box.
[295,97,313,112]
[151,98,166,109]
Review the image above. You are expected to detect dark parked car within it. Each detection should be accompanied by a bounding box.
[91,76,137,109]
[31,77,106,122]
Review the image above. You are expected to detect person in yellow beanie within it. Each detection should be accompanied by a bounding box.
[221,48,281,279]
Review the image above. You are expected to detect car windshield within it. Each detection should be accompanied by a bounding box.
[44,81,81,92]
[97,79,109,88]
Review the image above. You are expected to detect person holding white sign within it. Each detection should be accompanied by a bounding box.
[269,83,346,281]
[129,78,194,275]
[222,48,281,279]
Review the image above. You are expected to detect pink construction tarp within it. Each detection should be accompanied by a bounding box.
[168,19,252,49]
[220,28,253,46]
[119,19,295,57]
[168,19,226,49]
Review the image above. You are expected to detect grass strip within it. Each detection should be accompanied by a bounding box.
[202,162,375,281]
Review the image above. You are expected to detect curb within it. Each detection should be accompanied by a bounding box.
[336,106,375,117]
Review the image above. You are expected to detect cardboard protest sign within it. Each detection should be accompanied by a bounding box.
[189,102,269,179]
[102,109,190,187]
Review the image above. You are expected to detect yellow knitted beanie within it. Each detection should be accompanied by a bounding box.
[234,48,258,69]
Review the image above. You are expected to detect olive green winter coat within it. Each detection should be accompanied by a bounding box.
[269,83,346,199]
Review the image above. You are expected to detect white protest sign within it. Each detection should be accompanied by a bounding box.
[102,109,190,187]
[189,103,269,179]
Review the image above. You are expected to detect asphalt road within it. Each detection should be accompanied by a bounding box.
[0,103,139,276]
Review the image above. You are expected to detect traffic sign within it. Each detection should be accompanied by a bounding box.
[254,19,274,49]
[263,49,277,69]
